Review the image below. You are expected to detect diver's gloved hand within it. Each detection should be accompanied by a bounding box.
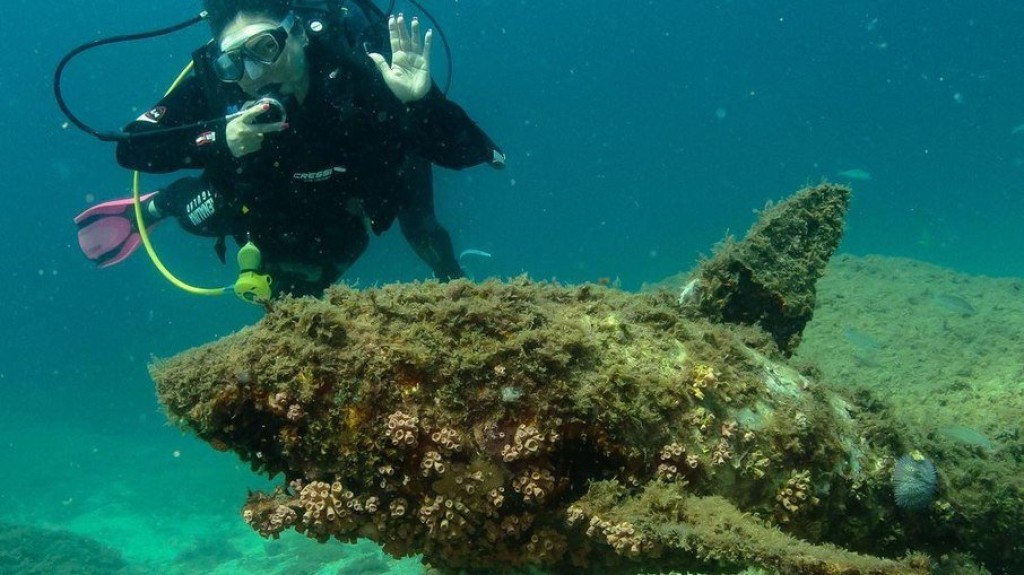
[368,14,432,104]
[74,192,161,268]
[226,100,288,158]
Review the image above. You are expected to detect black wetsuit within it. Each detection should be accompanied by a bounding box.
[116,28,502,296]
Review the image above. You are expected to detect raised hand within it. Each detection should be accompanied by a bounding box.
[367,14,432,104]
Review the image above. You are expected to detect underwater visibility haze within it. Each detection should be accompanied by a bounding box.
[2,0,1024,573]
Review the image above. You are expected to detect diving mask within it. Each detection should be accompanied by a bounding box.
[214,13,295,83]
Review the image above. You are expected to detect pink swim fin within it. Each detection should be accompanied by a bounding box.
[74,193,158,268]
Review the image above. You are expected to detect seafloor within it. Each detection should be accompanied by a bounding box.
[2,253,1019,574]
[797,254,1024,458]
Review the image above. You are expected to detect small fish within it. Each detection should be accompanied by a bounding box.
[842,328,883,352]
[1012,123,1024,134]
[459,249,492,260]
[931,293,976,317]
[837,168,872,181]
[938,426,993,451]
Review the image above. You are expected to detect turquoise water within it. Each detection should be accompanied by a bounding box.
[2,1,1024,572]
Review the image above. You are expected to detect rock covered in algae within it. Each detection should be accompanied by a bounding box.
[681,184,851,355]
[150,184,927,574]
[153,280,923,574]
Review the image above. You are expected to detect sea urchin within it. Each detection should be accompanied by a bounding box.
[892,450,938,511]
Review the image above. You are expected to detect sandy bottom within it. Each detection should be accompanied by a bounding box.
[797,254,1024,449]
[0,417,424,575]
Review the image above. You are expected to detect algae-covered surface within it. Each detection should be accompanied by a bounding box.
[15,252,1020,574]
[795,254,1024,569]
[685,184,850,355]
[150,278,927,574]
[149,184,942,574]
[141,186,1022,574]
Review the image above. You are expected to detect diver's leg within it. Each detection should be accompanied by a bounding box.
[265,266,331,298]
[155,176,233,237]
[329,223,371,279]
[396,157,464,281]
[265,216,370,298]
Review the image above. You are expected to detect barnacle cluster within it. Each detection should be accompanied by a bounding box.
[242,499,297,539]
[418,494,473,542]
[500,423,553,462]
[655,442,690,482]
[235,404,576,569]
[689,363,718,400]
[295,480,360,540]
[431,427,464,454]
[567,503,661,560]
[511,466,556,505]
[386,410,419,448]
[775,469,818,523]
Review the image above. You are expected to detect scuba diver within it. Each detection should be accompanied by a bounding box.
[72,0,504,298]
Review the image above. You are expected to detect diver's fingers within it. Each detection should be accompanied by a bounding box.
[422,28,433,67]
[396,13,411,52]
[251,121,288,134]
[410,17,421,53]
[240,102,271,124]
[388,15,401,55]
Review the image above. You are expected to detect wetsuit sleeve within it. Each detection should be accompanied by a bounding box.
[402,86,504,170]
[115,76,230,174]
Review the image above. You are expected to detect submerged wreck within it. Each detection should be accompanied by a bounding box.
[151,184,1013,574]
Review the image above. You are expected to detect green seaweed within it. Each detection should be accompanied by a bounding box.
[148,184,970,573]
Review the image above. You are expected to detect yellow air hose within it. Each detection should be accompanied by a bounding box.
[131,61,270,303]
